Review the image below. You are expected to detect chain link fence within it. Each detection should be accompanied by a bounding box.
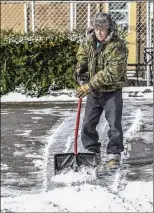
[1,0,153,86]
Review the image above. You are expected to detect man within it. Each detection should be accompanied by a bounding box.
[74,12,128,172]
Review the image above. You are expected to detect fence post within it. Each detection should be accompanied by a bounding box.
[146,1,150,86]
[31,0,35,33]
[74,2,77,29]
[70,2,74,31]
[24,3,28,33]
[87,3,91,28]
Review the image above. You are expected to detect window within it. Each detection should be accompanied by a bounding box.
[108,2,129,31]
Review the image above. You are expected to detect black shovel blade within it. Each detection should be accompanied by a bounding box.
[54,153,97,174]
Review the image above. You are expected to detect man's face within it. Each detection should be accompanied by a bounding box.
[94,28,108,42]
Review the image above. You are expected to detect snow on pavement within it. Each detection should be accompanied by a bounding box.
[1,87,153,212]
[1,181,153,212]
[125,108,143,140]
[1,86,153,102]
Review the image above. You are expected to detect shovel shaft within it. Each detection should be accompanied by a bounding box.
[74,98,82,155]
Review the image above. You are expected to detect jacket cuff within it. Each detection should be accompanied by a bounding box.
[88,82,96,93]
[88,82,96,91]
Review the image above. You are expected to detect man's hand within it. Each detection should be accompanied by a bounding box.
[76,84,92,98]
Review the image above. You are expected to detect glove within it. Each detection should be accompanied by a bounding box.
[76,84,92,98]
[74,72,90,85]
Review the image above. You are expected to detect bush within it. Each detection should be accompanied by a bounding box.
[0,29,84,97]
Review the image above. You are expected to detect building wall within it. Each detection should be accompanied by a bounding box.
[126,2,137,64]
[35,3,70,31]
[1,3,25,33]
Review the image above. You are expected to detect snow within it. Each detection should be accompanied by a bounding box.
[51,167,97,184]
[25,153,42,158]
[14,129,32,136]
[63,136,74,153]
[1,91,78,102]
[122,86,153,92]
[1,87,153,212]
[31,116,43,120]
[1,181,153,212]
[25,109,54,114]
[1,86,153,102]
[42,117,72,191]
[1,164,9,171]
[33,159,44,169]
[125,108,143,140]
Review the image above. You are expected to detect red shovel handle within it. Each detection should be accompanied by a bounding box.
[74,98,82,155]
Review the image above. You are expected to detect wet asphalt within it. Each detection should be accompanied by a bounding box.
[1,102,77,196]
[1,100,153,197]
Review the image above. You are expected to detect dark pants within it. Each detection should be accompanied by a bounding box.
[81,90,124,154]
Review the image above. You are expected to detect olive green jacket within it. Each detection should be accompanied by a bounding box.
[76,29,128,93]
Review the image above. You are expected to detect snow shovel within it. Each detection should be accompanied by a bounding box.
[54,98,97,174]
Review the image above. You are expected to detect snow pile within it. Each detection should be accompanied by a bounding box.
[1,90,78,102]
[1,86,153,102]
[51,166,97,184]
[120,181,153,212]
[1,181,153,212]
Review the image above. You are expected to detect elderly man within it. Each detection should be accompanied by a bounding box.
[74,12,128,174]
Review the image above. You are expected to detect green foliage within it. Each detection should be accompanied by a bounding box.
[1,29,83,97]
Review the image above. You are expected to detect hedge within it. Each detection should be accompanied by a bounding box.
[1,29,84,97]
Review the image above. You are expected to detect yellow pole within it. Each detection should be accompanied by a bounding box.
[127,2,137,64]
